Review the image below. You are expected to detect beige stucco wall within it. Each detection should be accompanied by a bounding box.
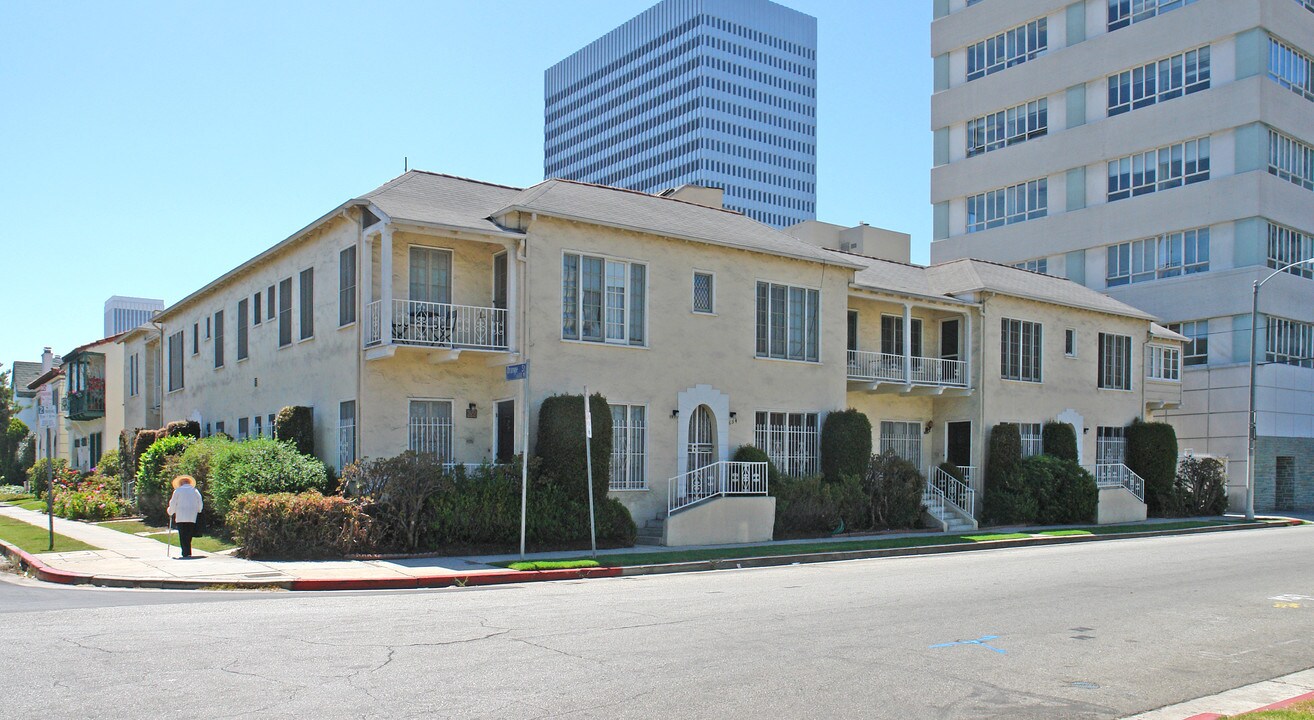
[520,216,852,524]
[665,496,776,546]
[1097,486,1148,524]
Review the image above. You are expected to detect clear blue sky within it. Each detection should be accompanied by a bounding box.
[0,0,931,372]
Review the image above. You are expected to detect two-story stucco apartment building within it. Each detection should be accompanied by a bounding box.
[119,171,1182,544]
[27,335,125,474]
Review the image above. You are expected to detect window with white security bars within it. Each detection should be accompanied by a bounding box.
[879,421,922,465]
[609,404,647,490]
[1097,427,1127,465]
[755,411,819,478]
[408,400,453,461]
[339,400,357,470]
[1018,423,1043,458]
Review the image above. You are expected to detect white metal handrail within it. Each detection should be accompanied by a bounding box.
[923,481,946,523]
[668,461,769,514]
[365,299,508,350]
[365,300,383,346]
[929,466,976,518]
[1092,463,1145,501]
[847,350,967,387]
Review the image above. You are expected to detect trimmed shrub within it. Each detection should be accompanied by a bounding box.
[274,406,314,457]
[343,452,455,553]
[1173,456,1228,517]
[228,491,371,559]
[1125,420,1179,516]
[983,423,1035,525]
[173,436,234,528]
[864,451,926,530]
[1042,422,1079,462]
[27,457,77,499]
[95,449,121,479]
[136,435,196,524]
[732,444,782,486]
[0,418,33,487]
[534,394,611,503]
[820,409,872,484]
[132,429,161,473]
[208,438,329,519]
[53,485,132,521]
[163,420,201,439]
[1021,455,1097,525]
[772,474,865,538]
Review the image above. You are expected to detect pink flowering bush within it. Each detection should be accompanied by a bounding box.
[53,485,132,521]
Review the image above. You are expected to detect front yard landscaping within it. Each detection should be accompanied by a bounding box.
[0,516,99,554]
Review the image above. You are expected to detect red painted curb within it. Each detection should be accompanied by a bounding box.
[288,566,623,592]
[1182,689,1314,719]
[0,539,94,586]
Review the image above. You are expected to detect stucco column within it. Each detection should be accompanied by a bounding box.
[361,232,374,345]
[506,241,518,354]
[903,302,913,385]
[964,310,973,388]
[380,225,394,346]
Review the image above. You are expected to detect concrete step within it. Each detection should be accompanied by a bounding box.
[644,518,666,529]
[635,534,664,546]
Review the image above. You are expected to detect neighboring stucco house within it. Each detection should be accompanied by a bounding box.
[27,336,125,472]
[9,358,44,432]
[119,170,1183,544]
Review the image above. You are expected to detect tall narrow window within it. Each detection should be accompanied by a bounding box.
[253,292,262,325]
[847,311,858,352]
[267,284,276,321]
[408,400,453,461]
[299,268,314,340]
[693,272,714,314]
[409,247,451,304]
[236,298,249,361]
[339,400,357,470]
[213,310,225,368]
[278,278,293,347]
[609,404,647,490]
[192,323,199,355]
[1098,333,1132,389]
[1001,318,1042,382]
[168,331,184,392]
[493,253,508,309]
[562,254,579,339]
[339,246,357,327]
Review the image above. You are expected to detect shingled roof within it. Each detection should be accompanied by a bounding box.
[8,361,43,398]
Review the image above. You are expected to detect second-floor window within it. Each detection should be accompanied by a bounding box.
[1001,318,1042,382]
[755,281,820,362]
[561,253,646,346]
[966,17,1046,82]
[213,310,225,369]
[1168,320,1208,366]
[1148,344,1181,381]
[1098,333,1132,390]
[693,272,714,314]
[278,278,293,347]
[1108,137,1210,201]
[881,315,922,356]
[299,268,314,340]
[1106,228,1209,286]
[967,178,1047,232]
[340,247,357,327]
[237,298,249,361]
[1108,46,1210,116]
[167,331,184,392]
[127,352,139,397]
[967,98,1047,157]
[1268,222,1314,278]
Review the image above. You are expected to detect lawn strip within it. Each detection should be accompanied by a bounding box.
[1039,530,1093,537]
[0,516,99,554]
[1220,698,1314,719]
[507,560,601,571]
[962,533,1032,542]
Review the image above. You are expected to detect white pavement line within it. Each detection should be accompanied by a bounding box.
[1123,668,1314,719]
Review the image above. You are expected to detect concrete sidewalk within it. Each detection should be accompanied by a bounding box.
[0,502,1302,590]
[1124,668,1314,719]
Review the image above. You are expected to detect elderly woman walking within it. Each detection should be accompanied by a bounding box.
[167,475,204,559]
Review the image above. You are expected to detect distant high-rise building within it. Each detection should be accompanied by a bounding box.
[544,0,817,228]
[104,295,163,336]
[929,0,1314,511]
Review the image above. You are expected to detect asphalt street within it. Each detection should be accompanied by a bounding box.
[1,525,1312,719]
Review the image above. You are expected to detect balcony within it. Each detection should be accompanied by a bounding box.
[64,350,106,420]
[67,388,105,421]
[847,349,969,395]
[365,299,509,353]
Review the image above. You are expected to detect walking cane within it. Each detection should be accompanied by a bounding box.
[167,515,174,559]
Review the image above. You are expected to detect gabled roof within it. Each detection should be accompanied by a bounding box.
[27,367,61,391]
[63,333,127,359]
[493,179,864,269]
[831,250,1155,320]
[9,361,43,396]
[359,171,523,236]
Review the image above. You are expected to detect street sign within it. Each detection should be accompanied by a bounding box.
[37,402,57,430]
[505,363,528,381]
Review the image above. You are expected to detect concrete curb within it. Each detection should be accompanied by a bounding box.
[0,519,1298,592]
[1183,689,1314,719]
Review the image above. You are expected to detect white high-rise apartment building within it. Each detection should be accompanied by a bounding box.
[104,295,163,336]
[544,0,817,228]
[930,0,1314,512]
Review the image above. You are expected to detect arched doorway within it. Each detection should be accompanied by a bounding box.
[687,405,717,472]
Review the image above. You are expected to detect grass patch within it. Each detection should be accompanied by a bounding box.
[1039,529,1094,537]
[10,498,48,512]
[0,492,34,503]
[1083,520,1226,535]
[507,560,601,571]
[97,519,237,553]
[1221,698,1314,719]
[0,516,99,554]
[963,533,1032,542]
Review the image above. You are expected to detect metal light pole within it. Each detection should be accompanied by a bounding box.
[1246,257,1314,522]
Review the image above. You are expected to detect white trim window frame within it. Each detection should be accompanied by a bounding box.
[967,178,1047,232]
[1108,137,1210,202]
[1064,328,1077,357]
[1268,222,1314,279]
[1107,0,1199,32]
[408,399,454,461]
[1266,316,1314,369]
[609,403,648,491]
[1147,344,1181,381]
[339,246,357,328]
[692,270,715,315]
[1000,317,1042,382]
[754,281,821,362]
[879,420,923,465]
[1268,129,1314,192]
[1017,422,1043,458]
[1107,45,1210,116]
[1098,332,1133,390]
[1269,37,1314,103]
[1014,258,1048,274]
[967,98,1047,158]
[339,400,357,470]
[561,251,647,346]
[1106,227,1210,286]
[1168,320,1209,366]
[966,17,1047,82]
[754,411,819,478]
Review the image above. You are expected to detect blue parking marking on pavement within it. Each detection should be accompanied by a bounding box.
[929,635,1006,654]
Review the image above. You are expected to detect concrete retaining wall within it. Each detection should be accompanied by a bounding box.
[665,496,776,547]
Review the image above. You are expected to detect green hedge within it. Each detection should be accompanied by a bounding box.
[863,451,925,530]
[228,491,371,559]
[164,420,201,439]
[773,475,865,537]
[1021,455,1097,524]
[135,435,195,524]
[1125,420,1178,516]
[983,423,1035,525]
[274,406,314,457]
[820,409,872,484]
[732,445,781,485]
[534,394,611,503]
[173,436,234,528]
[1042,422,1079,462]
[1171,456,1228,517]
[208,438,329,519]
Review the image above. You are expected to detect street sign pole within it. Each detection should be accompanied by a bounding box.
[46,427,54,551]
[37,386,55,551]
[583,386,597,558]
[507,362,530,559]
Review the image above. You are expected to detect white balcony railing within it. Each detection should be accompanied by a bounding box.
[365,299,508,351]
[668,461,769,514]
[847,350,967,387]
[1092,463,1146,502]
